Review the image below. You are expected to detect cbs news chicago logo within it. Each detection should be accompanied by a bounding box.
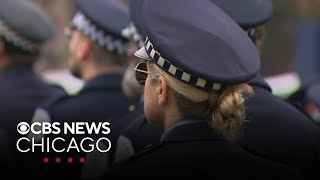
[16,121,111,153]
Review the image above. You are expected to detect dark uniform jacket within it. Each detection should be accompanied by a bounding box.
[0,65,65,138]
[26,73,137,178]
[39,74,134,123]
[110,121,302,180]
[111,101,162,164]
[242,74,320,179]
[0,65,65,174]
[113,74,320,179]
[0,129,14,176]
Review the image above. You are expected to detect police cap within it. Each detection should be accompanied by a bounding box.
[72,0,130,55]
[210,0,273,30]
[0,0,55,54]
[135,0,260,92]
[122,0,145,48]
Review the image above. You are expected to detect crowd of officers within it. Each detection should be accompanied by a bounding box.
[0,0,319,179]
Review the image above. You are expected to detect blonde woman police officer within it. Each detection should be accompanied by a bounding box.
[108,0,303,179]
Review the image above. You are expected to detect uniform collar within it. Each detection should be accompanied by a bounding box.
[81,73,123,92]
[248,74,272,92]
[160,119,222,143]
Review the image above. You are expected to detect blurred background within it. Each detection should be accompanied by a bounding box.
[33,0,320,98]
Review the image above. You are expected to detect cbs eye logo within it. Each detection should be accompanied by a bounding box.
[17,122,30,135]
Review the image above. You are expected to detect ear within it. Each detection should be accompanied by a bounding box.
[76,37,92,61]
[157,76,169,106]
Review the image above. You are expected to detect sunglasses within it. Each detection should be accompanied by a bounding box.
[134,62,148,86]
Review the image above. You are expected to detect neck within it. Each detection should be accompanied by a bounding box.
[162,107,183,129]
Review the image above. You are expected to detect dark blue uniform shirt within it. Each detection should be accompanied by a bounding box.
[113,74,320,179]
[40,74,133,123]
[112,102,162,164]
[110,121,302,180]
[26,73,137,178]
[0,65,66,176]
[242,74,320,179]
[0,65,65,138]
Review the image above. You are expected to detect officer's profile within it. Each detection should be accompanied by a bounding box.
[28,0,137,178]
[0,0,67,177]
[0,0,62,139]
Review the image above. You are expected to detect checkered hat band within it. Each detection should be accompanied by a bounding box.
[0,19,39,53]
[127,23,144,48]
[144,37,223,92]
[72,12,129,55]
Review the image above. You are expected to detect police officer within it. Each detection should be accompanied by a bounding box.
[108,0,303,179]
[84,2,162,176]
[214,1,320,179]
[28,0,137,178]
[0,0,64,137]
[121,0,145,100]
[113,0,268,163]
[0,0,65,172]
[113,0,269,163]
[111,0,163,165]
[113,1,320,179]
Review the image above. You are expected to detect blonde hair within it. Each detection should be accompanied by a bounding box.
[150,63,253,141]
